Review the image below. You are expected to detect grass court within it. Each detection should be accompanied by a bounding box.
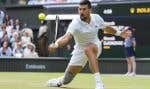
[0,72,149,89]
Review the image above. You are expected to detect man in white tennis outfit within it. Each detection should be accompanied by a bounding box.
[47,0,131,89]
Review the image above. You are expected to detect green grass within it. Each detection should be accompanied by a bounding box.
[0,72,149,89]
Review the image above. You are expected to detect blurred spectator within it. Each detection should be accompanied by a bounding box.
[3,14,10,24]
[23,42,38,58]
[0,10,5,25]
[0,24,9,43]
[18,0,27,5]
[13,42,23,58]
[0,10,5,26]
[21,28,32,48]
[5,19,13,39]
[38,20,47,38]
[0,24,6,42]
[10,31,20,48]
[0,41,12,57]
[38,20,48,57]
[13,19,21,32]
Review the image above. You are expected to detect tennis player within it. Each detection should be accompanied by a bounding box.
[47,0,131,89]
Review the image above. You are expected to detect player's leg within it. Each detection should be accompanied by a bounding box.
[84,43,104,89]
[62,65,82,85]
[84,43,99,73]
[47,65,82,87]
[47,51,86,87]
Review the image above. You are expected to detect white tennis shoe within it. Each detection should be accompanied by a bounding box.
[47,77,63,87]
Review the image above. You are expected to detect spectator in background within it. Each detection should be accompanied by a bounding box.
[10,31,20,48]
[0,24,6,42]
[18,0,27,5]
[21,28,32,49]
[38,20,48,57]
[13,42,23,58]
[0,24,9,43]
[13,19,21,32]
[23,42,38,58]
[124,27,136,76]
[5,19,13,39]
[0,10,5,25]
[0,41,12,57]
[3,14,10,24]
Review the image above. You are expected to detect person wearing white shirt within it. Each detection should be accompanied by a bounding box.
[47,0,131,89]
[23,42,38,58]
[0,10,4,25]
[21,30,32,48]
[13,42,23,58]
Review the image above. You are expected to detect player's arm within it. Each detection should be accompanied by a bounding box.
[102,26,131,38]
[48,32,73,53]
[55,32,72,47]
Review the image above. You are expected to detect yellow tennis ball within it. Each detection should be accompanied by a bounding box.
[38,13,46,20]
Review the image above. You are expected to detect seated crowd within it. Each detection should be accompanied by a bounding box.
[0,13,39,58]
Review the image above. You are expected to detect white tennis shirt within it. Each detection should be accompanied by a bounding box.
[66,14,105,54]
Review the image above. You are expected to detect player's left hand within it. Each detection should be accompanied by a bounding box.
[120,27,132,38]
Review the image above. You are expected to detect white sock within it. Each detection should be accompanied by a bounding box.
[94,72,103,85]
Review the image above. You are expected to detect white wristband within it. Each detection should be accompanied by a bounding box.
[54,42,59,48]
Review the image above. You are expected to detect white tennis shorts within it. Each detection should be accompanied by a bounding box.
[68,41,102,67]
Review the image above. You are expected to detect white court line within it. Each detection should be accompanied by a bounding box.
[102,74,150,78]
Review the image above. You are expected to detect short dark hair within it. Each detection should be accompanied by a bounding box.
[79,0,91,9]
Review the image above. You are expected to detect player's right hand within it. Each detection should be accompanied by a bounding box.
[48,43,58,53]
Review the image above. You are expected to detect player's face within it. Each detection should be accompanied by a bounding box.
[78,5,91,22]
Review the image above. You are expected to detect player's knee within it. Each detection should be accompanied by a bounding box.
[84,43,96,54]
[84,46,91,54]
[62,71,76,85]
